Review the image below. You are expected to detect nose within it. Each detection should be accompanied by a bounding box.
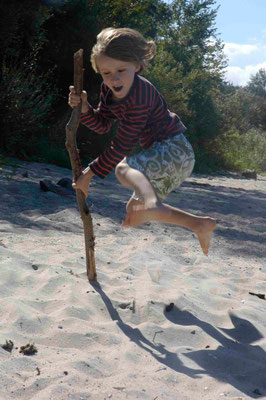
[111,72,120,82]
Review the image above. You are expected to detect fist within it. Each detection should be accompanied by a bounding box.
[68,86,89,113]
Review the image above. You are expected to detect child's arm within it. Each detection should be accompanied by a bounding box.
[68,85,115,134]
[89,108,150,178]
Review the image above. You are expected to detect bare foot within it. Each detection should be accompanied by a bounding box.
[122,205,216,256]
[194,217,216,255]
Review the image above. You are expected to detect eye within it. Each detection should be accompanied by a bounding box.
[118,69,125,73]
[102,72,110,76]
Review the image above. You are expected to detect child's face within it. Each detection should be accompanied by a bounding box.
[96,54,140,101]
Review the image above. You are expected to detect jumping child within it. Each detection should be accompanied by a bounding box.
[68,27,216,255]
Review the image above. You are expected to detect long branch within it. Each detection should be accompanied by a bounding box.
[65,49,97,281]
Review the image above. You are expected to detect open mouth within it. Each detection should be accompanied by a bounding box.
[113,86,123,93]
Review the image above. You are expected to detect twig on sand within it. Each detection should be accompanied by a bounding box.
[153,330,164,345]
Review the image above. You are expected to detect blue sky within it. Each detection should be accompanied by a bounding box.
[214,0,266,85]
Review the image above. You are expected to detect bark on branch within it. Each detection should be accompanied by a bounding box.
[65,49,97,281]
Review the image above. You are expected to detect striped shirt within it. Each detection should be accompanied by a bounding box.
[80,74,186,178]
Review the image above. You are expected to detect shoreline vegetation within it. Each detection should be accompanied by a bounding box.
[0,0,265,175]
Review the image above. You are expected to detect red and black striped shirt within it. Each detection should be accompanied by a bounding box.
[80,74,186,178]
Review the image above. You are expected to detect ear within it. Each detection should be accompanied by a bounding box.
[135,63,141,73]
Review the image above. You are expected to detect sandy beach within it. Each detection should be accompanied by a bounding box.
[0,158,265,400]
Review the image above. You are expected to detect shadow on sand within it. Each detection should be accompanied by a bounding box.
[92,282,265,398]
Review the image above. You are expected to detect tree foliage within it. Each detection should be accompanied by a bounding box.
[0,0,265,172]
[147,0,226,165]
[246,68,266,98]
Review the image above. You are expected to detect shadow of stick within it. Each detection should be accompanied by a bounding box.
[91,282,204,378]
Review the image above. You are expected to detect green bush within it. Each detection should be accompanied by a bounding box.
[0,151,12,167]
[29,136,70,168]
[213,128,266,173]
[0,59,58,159]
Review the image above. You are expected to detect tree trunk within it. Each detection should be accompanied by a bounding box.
[65,49,97,281]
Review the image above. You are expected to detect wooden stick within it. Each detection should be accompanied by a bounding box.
[65,49,97,281]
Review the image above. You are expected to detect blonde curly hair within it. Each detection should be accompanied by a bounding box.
[91,27,156,73]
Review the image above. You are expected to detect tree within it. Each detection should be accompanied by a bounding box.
[165,0,225,75]
[1,0,231,171]
[0,0,173,161]
[0,0,60,159]
[97,0,171,39]
[246,68,266,98]
[150,0,226,166]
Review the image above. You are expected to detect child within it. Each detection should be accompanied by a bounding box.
[69,27,216,255]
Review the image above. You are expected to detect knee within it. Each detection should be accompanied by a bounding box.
[115,162,128,179]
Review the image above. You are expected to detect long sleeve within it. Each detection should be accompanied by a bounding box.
[81,74,186,179]
[89,106,151,178]
[80,86,116,134]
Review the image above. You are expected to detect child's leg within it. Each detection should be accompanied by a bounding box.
[115,162,161,208]
[115,162,216,255]
[124,201,216,256]
[126,196,144,214]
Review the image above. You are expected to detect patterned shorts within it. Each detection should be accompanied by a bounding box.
[124,133,195,201]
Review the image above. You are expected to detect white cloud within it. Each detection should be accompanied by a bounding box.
[221,40,266,85]
[225,62,266,86]
[223,42,258,59]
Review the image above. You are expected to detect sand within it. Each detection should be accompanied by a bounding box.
[0,158,265,400]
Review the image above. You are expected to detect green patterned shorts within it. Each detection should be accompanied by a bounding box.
[125,133,195,201]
